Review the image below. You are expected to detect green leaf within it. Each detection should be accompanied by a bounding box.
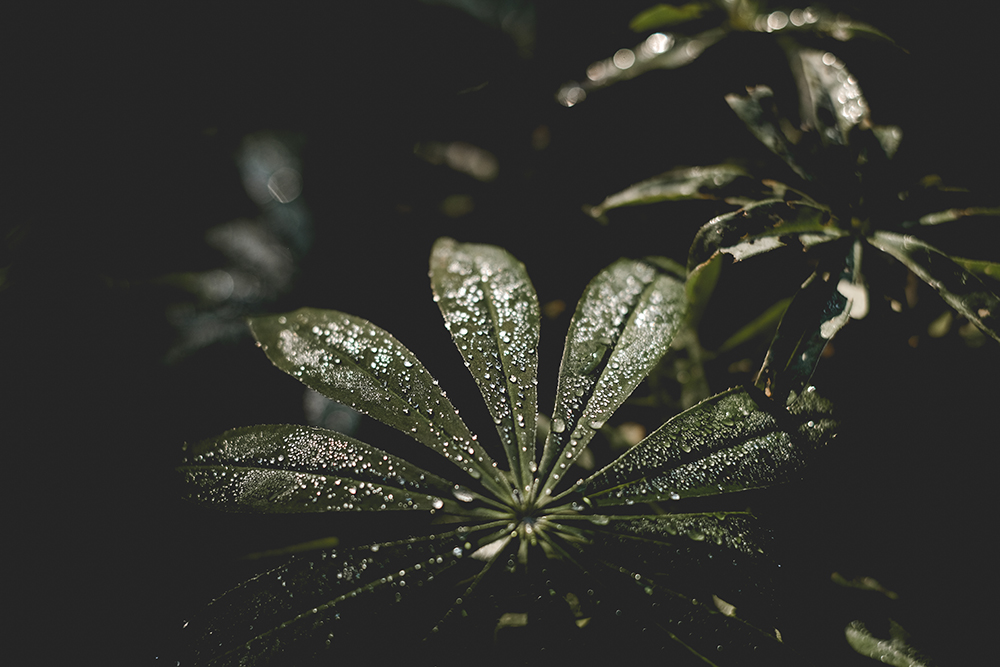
[537,260,687,501]
[787,46,870,147]
[179,424,476,514]
[429,238,541,492]
[755,240,863,403]
[868,231,1000,343]
[846,620,932,667]
[581,385,835,505]
[950,257,1000,281]
[917,206,1000,225]
[726,86,811,179]
[629,3,712,31]
[586,164,753,221]
[547,512,797,664]
[247,308,511,500]
[182,526,508,666]
[715,297,792,354]
[687,198,841,272]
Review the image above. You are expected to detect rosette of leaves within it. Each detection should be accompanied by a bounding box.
[557,0,891,106]
[586,38,998,401]
[179,238,836,665]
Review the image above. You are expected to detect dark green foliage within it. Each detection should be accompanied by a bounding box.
[180,239,836,665]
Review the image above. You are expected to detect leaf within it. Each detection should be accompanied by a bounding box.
[545,513,797,664]
[247,309,511,500]
[726,86,810,179]
[536,260,687,500]
[182,527,508,666]
[715,296,792,354]
[846,620,932,667]
[868,231,1000,343]
[581,385,835,506]
[950,257,1000,281]
[755,239,863,403]
[429,238,541,492]
[687,198,841,272]
[629,3,713,31]
[916,206,1000,226]
[586,164,753,221]
[787,46,870,147]
[179,424,475,514]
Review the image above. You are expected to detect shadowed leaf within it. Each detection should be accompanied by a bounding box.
[755,240,862,403]
[868,231,1000,342]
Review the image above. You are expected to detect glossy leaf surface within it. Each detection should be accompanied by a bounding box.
[687,198,840,272]
[537,260,687,499]
[586,164,753,221]
[430,238,540,490]
[868,231,1000,342]
[248,309,510,498]
[583,385,834,505]
[180,425,468,513]
[184,526,508,666]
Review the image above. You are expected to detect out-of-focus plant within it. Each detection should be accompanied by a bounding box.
[179,238,836,665]
[557,0,892,107]
[576,9,998,403]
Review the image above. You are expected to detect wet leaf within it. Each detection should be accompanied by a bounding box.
[582,385,835,506]
[537,260,687,499]
[916,206,1000,226]
[179,424,471,514]
[183,239,830,663]
[846,620,932,667]
[726,86,810,179]
[687,198,840,272]
[868,231,1000,343]
[549,513,797,665]
[586,164,753,221]
[755,240,862,403]
[430,238,540,491]
[183,527,507,666]
[787,46,870,147]
[247,309,510,498]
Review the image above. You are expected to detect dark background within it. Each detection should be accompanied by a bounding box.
[5,1,998,664]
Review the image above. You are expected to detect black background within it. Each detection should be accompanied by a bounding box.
[5,1,998,664]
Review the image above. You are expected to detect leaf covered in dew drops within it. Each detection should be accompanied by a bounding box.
[868,231,1000,343]
[179,424,469,514]
[581,384,835,506]
[429,238,540,491]
[180,238,837,665]
[536,257,687,499]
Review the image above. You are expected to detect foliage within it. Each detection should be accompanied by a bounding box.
[179,238,836,665]
[176,3,996,666]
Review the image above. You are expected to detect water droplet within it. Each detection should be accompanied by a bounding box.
[588,419,604,429]
[431,497,444,510]
[552,418,566,433]
[452,485,475,503]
